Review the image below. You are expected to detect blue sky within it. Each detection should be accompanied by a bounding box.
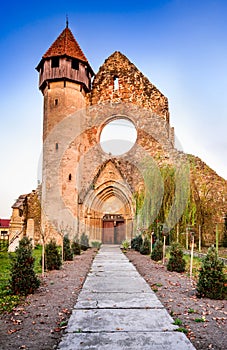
[0,0,226,217]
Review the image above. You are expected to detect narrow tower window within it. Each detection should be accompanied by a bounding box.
[68,174,72,181]
[51,57,59,68]
[54,99,58,106]
[55,143,58,150]
[71,59,79,70]
[85,67,89,78]
[114,76,119,91]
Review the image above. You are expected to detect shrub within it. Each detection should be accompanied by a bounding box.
[44,239,62,271]
[80,233,89,251]
[167,242,186,273]
[122,240,130,250]
[140,235,151,255]
[196,246,227,299]
[63,235,74,261]
[71,241,81,255]
[91,241,102,249]
[0,239,8,252]
[131,235,143,252]
[151,239,163,261]
[9,237,40,295]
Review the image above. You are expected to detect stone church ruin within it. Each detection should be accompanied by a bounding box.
[8,25,227,250]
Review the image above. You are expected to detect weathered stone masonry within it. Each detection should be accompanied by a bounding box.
[8,25,227,248]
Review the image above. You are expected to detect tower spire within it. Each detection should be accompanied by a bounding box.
[66,14,69,28]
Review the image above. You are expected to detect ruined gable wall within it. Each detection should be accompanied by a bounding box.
[26,188,41,244]
[88,51,169,122]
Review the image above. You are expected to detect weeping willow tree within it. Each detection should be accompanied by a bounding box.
[133,161,214,246]
[134,163,184,240]
[179,178,214,246]
[133,157,164,236]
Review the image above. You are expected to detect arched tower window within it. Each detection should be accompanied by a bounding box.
[68,174,72,181]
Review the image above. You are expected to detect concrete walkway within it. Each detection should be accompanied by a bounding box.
[58,245,196,349]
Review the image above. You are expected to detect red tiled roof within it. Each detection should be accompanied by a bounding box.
[0,219,10,228]
[43,27,88,62]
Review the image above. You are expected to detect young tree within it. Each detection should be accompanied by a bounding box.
[71,236,81,255]
[9,237,40,295]
[197,246,227,299]
[167,242,186,272]
[151,239,163,261]
[131,234,143,252]
[44,239,62,270]
[140,235,151,255]
[63,235,74,261]
[80,233,89,251]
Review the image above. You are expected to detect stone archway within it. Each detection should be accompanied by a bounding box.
[82,174,134,244]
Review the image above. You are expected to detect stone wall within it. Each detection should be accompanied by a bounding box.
[9,188,42,250]
[26,189,41,244]
[188,155,227,244]
[42,80,86,141]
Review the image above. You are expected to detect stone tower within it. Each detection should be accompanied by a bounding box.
[36,25,95,242]
[36,24,94,140]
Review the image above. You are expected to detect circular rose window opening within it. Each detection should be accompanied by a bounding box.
[100,118,137,156]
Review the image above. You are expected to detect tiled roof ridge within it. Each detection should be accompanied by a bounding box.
[0,219,10,227]
[43,27,88,62]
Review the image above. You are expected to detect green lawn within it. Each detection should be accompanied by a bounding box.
[0,246,42,314]
[33,245,43,274]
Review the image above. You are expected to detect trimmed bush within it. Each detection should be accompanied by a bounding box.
[131,235,143,252]
[63,235,73,261]
[91,241,102,249]
[197,246,227,299]
[71,241,81,255]
[151,239,163,261]
[167,242,186,272]
[80,233,89,251]
[140,235,151,255]
[44,239,62,271]
[9,237,40,295]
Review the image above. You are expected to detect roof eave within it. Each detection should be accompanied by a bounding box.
[36,55,94,76]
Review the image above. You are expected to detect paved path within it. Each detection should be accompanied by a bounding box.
[58,245,196,349]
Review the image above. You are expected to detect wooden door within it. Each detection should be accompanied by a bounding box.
[102,221,114,243]
[115,222,125,244]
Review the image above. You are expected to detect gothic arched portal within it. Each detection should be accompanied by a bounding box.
[82,177,134,244]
